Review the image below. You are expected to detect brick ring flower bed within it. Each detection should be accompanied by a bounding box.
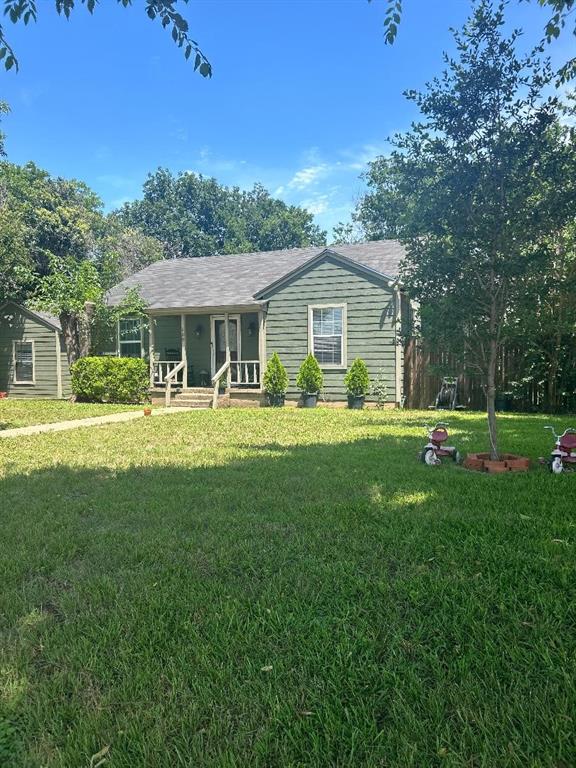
[463,453,531,473]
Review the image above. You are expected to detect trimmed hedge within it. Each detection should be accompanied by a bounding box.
[71,357,149,404]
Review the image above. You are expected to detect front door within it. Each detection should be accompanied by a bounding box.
[211,315,241,376]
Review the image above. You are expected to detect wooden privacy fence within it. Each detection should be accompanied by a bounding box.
[403,339,557,411]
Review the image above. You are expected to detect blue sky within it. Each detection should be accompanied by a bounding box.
[0,0,571,238]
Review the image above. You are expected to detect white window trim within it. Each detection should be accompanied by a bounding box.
[12,339,36,385]
[308,303,347,370]
[117,317,144,358]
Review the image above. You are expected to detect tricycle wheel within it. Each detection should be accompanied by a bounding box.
[421,448,438,466]
[453,450,461,464]
[550,457,563,474]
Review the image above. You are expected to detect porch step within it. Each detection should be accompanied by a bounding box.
[171,391,213,409]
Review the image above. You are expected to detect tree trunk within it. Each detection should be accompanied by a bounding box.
[60,312,81,367]
[547,357,559,413]
[60,303,94,367]
[486,336,499,460]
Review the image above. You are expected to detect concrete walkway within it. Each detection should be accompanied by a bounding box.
[0,407,194,439]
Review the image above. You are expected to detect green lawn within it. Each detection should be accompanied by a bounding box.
[0,399,143,429]
[0,409,574,767]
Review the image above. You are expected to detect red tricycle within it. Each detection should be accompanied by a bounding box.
[544,425,576,474]
[420,422,461,466]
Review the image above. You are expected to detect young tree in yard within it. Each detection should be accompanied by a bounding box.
[357,1,576,458]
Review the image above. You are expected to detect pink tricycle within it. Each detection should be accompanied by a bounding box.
[544,425,576,474]
[420,422,461,466]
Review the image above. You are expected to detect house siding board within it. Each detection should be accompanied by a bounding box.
[59,337,73,397]
[264,257,398,401]
[0,306,60,398]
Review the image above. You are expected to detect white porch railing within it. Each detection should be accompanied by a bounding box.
[230,360,261,387]
[211,360,230,410]
[153,360,184,387]
[165,360,186,407]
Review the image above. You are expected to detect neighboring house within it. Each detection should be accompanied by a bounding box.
[106,240,410,405]
[0,302,72,399]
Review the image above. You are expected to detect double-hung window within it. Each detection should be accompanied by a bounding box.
[118,317,142,358]
[309,305,346,367]
[13,341,34,384]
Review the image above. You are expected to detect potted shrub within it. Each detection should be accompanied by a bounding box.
[263,352,289,407]
[296,354,323,408]
[344,358,370,409]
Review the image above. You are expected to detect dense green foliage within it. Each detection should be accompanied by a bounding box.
[0,0,210,75]
[344,357,370,396]
[262,352,289,396]
[356,1,576,455]
[0,100,8,156]
[115,169,326,258]
[0,161,104,304]
[1,408,575,766]
[71,356,149,403]
[296,353,324,394]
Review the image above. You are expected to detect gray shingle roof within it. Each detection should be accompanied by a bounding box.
[33,309,62,331]
[106,240,405,310]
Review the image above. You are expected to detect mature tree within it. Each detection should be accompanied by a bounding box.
[33,256,102,364]
[0,100,8,156]
[115,170,326,257]
[510,223,576,411]
[0,161,105,279]
[96,225,165,289]
[0,0,210,76]
[0,201,35,304]
[357,1,576,458]
[379,0,576,82]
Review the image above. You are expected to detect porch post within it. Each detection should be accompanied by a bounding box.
[224,311,231,388]
[258,307,267,389]
[181,314,188,389]
[149,315,155,388]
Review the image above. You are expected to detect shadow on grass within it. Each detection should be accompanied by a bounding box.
[0,430,575,767]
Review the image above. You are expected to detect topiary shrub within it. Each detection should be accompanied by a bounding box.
[344,358,370,396]
[263,353,289,396]
[370,367,389,408]
[71,357,149,404]
[296,354,323,394]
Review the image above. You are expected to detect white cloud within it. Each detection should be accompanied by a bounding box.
[287,164,328,190]
[300,195,329,216]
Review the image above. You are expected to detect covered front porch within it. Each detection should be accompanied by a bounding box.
[149,309,266,392]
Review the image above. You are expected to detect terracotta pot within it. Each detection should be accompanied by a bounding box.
[143,407,152,416]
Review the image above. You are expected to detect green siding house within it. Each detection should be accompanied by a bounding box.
[107,240,408,406]
[0,302,71,399]
[0,241,409,404]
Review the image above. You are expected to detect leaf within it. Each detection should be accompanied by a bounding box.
[199,61,211,77]
[89,745,110,768]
